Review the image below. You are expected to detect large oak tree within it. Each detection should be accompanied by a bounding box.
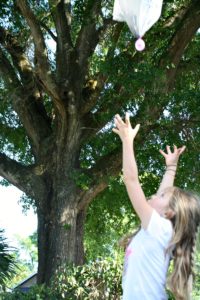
[0,0,200,284]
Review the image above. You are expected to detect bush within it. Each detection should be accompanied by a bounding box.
[0,285,54,300]
[53,256,122,300]
[1,255,200,300]
[0,256,122,300]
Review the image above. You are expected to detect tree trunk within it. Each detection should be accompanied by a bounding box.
[37,179,84,284]
[75,209,87,265]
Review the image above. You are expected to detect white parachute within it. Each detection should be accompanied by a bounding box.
[113,0,163,51]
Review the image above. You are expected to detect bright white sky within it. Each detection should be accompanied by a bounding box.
[0,181,37,247]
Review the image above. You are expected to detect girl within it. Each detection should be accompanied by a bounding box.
[113,113,200,300]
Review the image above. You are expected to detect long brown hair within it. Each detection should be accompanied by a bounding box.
[167,187,200,300]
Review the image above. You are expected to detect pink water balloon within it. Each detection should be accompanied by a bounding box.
[135,38,145,51]
[113,0,163,52]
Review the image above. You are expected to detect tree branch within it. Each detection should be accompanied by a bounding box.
[49,0,73,84]
[75,2,114,81]
[80,22,124,116]
[0,47,23,92]
[0,152,45,200]
[0,26,34,86]
[160,0,200,89]
[80,81,132,143]
[16,0,64,116]
[77,147,121,211]
[80,74,107,116]
[0,48,52,157]
[40,21,57,42]
[163,6,188,28]
[78,181,108,212]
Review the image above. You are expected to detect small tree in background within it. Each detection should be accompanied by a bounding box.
[15,231,38,272]
[7,231,38,289]
[0,229,17,291]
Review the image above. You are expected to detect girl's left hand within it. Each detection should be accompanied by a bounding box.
[112,113,140,142]
[159,145,186,166]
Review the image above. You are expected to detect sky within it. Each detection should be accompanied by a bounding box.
[0,181,37,248]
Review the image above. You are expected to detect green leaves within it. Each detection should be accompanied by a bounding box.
[70,169,93,190]
[0,229,17,291]
[84,176,139,260]
[53,256,123,300]
[2,254,200,299]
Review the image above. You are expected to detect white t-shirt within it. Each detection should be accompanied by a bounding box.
[122,209,173,300]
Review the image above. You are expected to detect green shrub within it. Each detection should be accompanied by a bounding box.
[0,284,54,300]
[1,255,200,300]
[53,256,122,300]
[0,256,122,300]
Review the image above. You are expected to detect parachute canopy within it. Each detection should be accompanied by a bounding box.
[113,0,163,51]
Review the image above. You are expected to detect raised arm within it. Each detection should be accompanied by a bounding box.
[113,113,153,229]
[157,145,186,195]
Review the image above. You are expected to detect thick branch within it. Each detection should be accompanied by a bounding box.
[75,3,114,81]
[160,0,200,89]
[80,82,132,143]
[0,26,50,118]
[49,0,73,83]
[0,153,45,200]
[80,74,107,116]
[78,181,108,212]
[80,22,124,116]
[0,47,24,92]
[0,48,52,157]
[0,26,35,87]
[76,1,101,62]
[77,147,121,211]
[163,6,188,28]
[16,0,64,116]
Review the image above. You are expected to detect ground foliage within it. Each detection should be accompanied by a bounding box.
[1,255,200,299]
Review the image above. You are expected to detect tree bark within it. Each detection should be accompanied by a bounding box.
[37,178,82,284]
[74,209,87,265]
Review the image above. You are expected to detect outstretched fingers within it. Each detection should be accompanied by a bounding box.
[166,145,172,154]
[125,112,131,126]
[159,149,167,158]
[113,114,124,135]
[159,144,186,158]
[115,114,125,126]
[178,145,186,155]
[134,124,140,135]
[112,113,140,140]
[112,127,120,135]
[173,145,178,152]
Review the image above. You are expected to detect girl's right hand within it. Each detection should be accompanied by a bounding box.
[159,145,186,166]
[112,113,140,142]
